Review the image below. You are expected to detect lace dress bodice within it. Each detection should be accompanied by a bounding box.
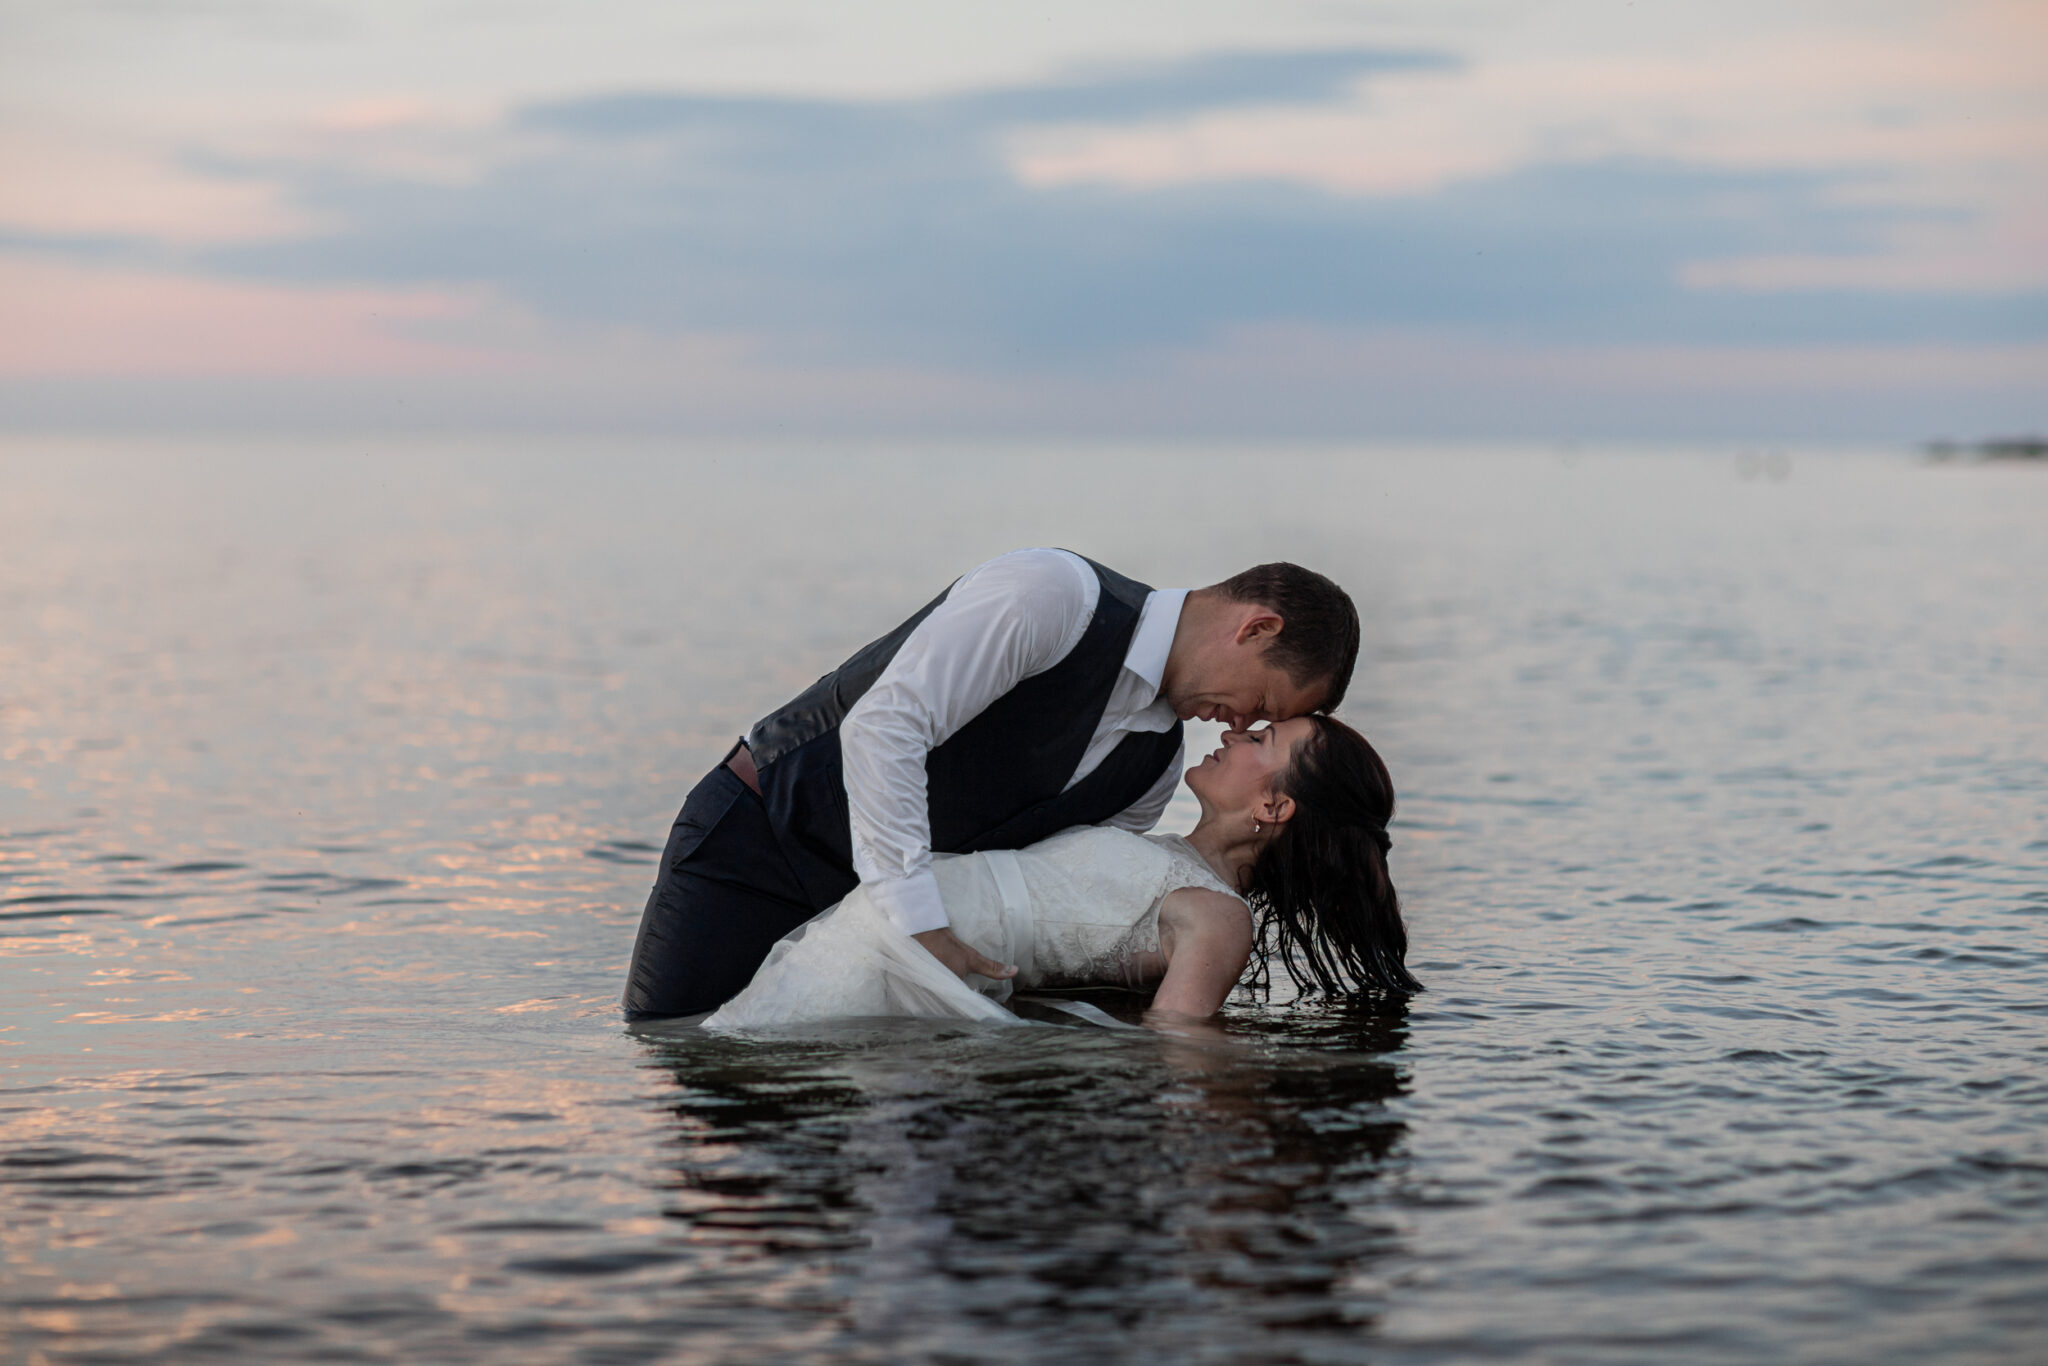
[983,826,1242,990]
[704,825,1246,1028]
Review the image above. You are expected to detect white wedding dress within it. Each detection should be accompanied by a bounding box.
[703,826,1246,1029]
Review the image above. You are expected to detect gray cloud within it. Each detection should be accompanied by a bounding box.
[150,47,2048,370]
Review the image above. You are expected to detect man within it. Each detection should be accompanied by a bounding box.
[621,548,1359,1019]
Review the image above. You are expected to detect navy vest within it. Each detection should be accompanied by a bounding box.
[746,556,1185,912]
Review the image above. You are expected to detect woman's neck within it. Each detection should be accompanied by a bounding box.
[1184,815,1260,893]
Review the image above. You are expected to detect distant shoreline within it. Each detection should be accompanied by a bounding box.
[1923,436,2047,462]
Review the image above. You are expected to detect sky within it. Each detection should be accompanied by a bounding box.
[1,0,2043,440]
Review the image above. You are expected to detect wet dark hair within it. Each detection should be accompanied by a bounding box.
[1243,714,1420,997]
[1212,563,1360,710]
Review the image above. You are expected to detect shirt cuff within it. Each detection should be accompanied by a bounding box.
[867,869,949,936]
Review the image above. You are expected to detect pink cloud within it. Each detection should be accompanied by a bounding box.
[0,256,513,377]
[0,128,312,245]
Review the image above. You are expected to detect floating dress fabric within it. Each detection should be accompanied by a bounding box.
[702,827,1244,1029]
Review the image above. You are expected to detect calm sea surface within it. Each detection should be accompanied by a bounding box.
[3,439,2043,1364]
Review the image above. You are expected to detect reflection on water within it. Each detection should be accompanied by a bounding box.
[3,439,2045,1363]
[637,1009,1408,1360]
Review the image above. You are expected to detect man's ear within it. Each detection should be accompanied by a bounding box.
[1233,608,1283,647]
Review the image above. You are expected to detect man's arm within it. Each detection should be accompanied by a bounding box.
[839,549,1096,949]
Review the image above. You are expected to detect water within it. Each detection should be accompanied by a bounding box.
[3,439,2043,1364]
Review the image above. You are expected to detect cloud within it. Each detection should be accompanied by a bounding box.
[0,127,311,247]
[1681,197,2048,294]
[4,28,2042,436]
[1008,7,2048,295]
[0,255,500,377]
[189,48,2041,376]
[519,48,1448,138]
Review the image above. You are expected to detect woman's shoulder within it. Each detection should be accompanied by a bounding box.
[1158,884,1256,942]
[1138,833,1245,902]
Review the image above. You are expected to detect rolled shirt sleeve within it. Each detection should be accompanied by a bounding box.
[839,549,1096,936]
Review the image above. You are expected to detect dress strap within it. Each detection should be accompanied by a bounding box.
[1146,834,1245,903]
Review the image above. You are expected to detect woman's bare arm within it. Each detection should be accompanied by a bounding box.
[1149,888,1256,1019]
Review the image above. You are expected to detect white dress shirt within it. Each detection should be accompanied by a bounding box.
[838,548,1187,936]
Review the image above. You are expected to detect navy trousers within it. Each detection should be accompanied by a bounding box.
[621,747,819,1019]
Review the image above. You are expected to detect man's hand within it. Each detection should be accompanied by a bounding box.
[911,927,1016,982]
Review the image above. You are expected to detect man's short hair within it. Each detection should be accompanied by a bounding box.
[1214,562,1360,711]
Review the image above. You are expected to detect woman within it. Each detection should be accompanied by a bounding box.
[703,715,1418,1029]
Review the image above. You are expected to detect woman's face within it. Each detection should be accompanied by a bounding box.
[1184,716,1314,817]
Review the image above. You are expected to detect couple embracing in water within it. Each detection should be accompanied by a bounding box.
[622,549,1418,1030]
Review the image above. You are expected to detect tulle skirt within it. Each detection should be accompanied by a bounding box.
[703,849,1036,1029]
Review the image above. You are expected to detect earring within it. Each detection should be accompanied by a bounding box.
[1253,820,1261,835]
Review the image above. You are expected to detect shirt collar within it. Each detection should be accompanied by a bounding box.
[1122,588,1187,702]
